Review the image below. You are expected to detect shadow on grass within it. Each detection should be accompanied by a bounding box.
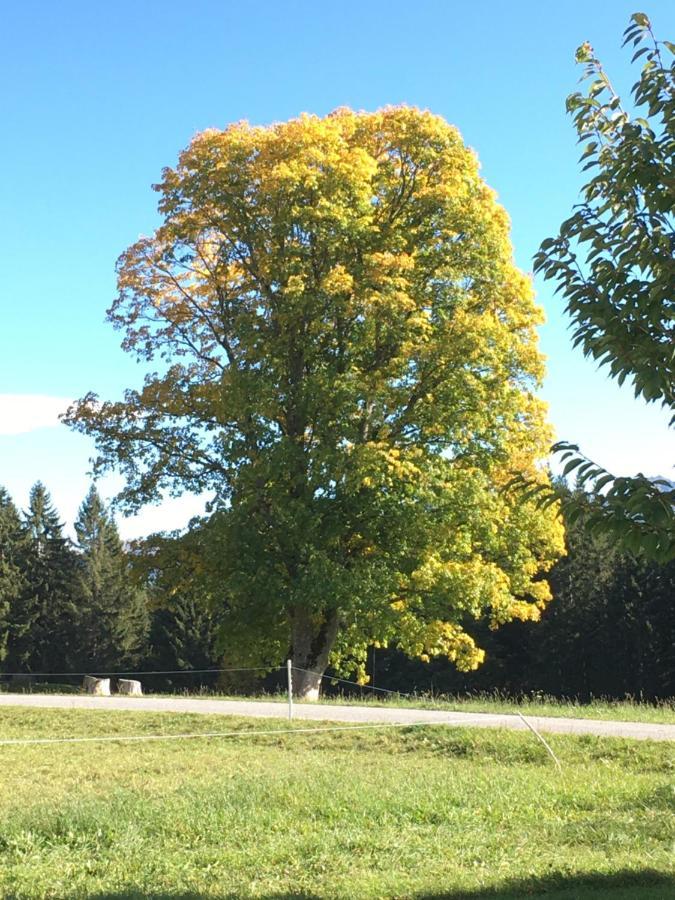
[63,868,675,900]
[416,868,675,898]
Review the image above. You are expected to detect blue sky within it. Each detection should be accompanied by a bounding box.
[1,0,673,538]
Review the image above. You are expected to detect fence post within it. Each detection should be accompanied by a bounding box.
[286,659,293,720]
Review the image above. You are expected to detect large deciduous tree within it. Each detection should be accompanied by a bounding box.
[534,13,675,561]
[66,107,563,697]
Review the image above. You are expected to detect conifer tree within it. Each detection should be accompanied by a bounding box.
[9,483,79,672]
[73,486,148,670]
[137,526,225,687]
[0,487,25,667]
[539,488,675,699]
[147,596,224,689]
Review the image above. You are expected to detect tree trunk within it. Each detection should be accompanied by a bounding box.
[290,607,340,700]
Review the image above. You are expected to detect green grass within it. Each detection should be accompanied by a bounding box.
[0,707,673,899]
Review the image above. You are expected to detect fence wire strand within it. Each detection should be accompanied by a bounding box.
[292,665,415,698]
[0,719,435,748]
[0,666,282,678]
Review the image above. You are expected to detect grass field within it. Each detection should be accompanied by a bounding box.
[0,707,673,899]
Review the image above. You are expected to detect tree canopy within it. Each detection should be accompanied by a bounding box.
[533,12,675,561]
[66,106,563,695]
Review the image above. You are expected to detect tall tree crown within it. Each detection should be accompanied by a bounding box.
[75,485,121,554]
[68,107,551,506]
[66,107,563,679]
[24,482,67,549]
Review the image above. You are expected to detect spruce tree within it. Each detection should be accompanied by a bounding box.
[73,486,148,671]
[9,483,79,673]
[137,525,227,690]
[0,487,26,668]
[148,594,224,685]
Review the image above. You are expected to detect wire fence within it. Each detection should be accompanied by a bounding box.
[0,666,280,678]
[0,663,414,703]
[299,667,409,697]
[0,661,564,768]
[0,664,285,699]
[0,719,439,748]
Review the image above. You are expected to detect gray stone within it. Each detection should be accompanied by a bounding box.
[83,675,111,696]
[118,678,143,697]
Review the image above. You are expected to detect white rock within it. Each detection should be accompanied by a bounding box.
[83,675,111,696]
[118,678,143,697]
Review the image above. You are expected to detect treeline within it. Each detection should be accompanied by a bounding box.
[0,483,673,700]
[0,482,225,690]
[0,483,148,674]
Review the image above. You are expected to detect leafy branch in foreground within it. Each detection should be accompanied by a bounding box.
[530,12,675,560]
[510,443,675,563]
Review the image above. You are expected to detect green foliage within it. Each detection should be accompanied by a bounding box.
[0,484,149,677]
[540,485,675,698]
[6,483,80,673]
[556,443,674,560]
[148,596,222,671]
[372,482,675,701]
[137,526,226,687]
[65,107,563,686]
[0,487,25,665]
[72,486,149,670]
[535,12,674,409]
[533,13,675,560]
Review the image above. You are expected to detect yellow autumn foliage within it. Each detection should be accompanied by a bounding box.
[67,106,565,680]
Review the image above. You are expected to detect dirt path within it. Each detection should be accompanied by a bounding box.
[0,692,673,741]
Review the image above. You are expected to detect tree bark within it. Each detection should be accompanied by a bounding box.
[290,607,340,700]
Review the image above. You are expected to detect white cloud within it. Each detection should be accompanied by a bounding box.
[0,394,71,435]
[116,493,211,541]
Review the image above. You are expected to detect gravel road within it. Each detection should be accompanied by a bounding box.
[0,692,673,741]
